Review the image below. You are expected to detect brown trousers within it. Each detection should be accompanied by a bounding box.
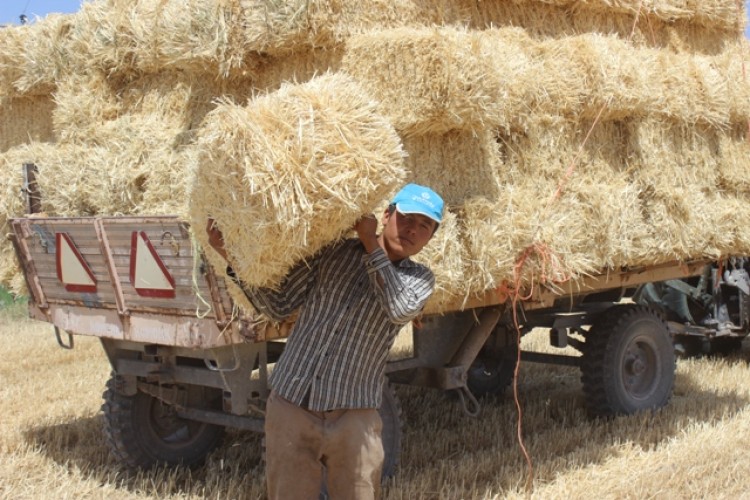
[264,391,384,500]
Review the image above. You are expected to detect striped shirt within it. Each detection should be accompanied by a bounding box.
[236,238,434,411]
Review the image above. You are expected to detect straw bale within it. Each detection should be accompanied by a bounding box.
[0,146,33,293]
[458,175,641,297]
[715,41,750,122]
[0,95,56,153]
[342,27,534,136]
[0,14,73,99]
[530,32,734,126]
[138,147,193,216]
[412,209,469,315]
[343,27,742,135]
[625,118,744,261]
[187,73,407,294]
[716,122,750,196]
[627,119,721,193]
[462,0,742,50]
[401,130,504,205]
[0,24,27,98]
[239,0,465,56]
[53,71,204,147]
[412,113,750,303]
[251,47,344,93]
[15,14,74,95]
[23,142,146,217]
[243,0,741,56]
[534,0,740,30]
[67,0,252,77]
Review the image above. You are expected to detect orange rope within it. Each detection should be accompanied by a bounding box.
[507,1,646,492]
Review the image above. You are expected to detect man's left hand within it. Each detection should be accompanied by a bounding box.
[354,214,379,253]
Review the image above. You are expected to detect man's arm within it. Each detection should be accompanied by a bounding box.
[353,214,434,324]
[205,219,316,321]
[363,250,434,324]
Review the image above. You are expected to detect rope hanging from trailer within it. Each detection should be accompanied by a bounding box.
[501,2,650,492]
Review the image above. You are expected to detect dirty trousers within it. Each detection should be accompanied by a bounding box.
[265,391,384,500]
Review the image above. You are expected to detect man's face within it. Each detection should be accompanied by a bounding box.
[380,208,437,261]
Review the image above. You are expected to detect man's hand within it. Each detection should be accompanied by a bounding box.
[205,218,228,261]
[354,213,379,254]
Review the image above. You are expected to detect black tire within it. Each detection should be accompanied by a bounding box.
[467,327,518,398]
[581,305,675,418]
[102,375,225,468]
[379,382,402,479]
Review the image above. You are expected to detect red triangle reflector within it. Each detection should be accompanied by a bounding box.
[56,232,97,293]
[129,231,176,298]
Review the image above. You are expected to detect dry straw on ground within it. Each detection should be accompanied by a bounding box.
[187,73,406,293]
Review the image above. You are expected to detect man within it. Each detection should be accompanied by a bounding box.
[206,183,444,499]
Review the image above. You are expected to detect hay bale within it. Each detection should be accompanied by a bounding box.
[0,95,56,153]
[343,28,744,135]
[251,47,344,93]
[411,209,469,314]
[717,122,750,196]
[537,36,748,124]
[67,0,251,77]
[240,0,464,55]
[15,14,74,96]
[468,0,742,46]
[625,118,748,261]
[0,146,33,293]
[0,141,147,219]
[138,147,192,216]
[53,70,201,143]
[0,23,28,98]
[536,0,740,31]
[242,0,742,56]
[187,73,406,295]
[343,27,531,136]
[0,14,74,99]
[401,130,504,205]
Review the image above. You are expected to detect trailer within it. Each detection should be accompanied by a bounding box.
[13,204,750,477]
[9,163,750,475]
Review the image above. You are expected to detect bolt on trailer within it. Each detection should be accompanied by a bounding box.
[10,164,750,473]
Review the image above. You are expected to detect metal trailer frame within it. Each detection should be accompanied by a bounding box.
[10,203,708,468]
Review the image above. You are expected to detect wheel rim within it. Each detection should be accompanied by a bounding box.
[140,395,210,451]
[621,335,660,400]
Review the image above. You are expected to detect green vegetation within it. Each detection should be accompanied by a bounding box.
[0,285,27,319]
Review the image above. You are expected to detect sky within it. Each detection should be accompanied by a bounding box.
[0,0,81,26]
[0,0,749,35]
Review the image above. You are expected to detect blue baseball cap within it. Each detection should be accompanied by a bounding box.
[391,183,444,224]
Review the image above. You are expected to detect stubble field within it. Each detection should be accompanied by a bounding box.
[2,302,750,499]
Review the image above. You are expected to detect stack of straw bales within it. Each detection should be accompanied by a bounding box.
[0,0,748,317]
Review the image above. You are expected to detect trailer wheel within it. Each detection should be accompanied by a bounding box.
[379,381,403,479]
[102,375,225,468]
[581,305,675,418]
